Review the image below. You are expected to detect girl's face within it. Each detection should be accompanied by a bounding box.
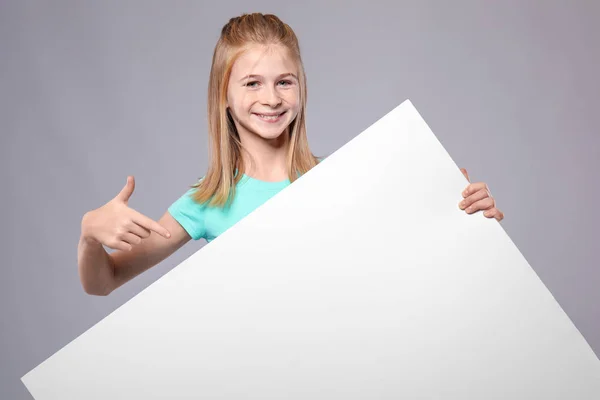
[226,44,300,142]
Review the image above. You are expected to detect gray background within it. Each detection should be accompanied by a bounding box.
[1,1,598,398]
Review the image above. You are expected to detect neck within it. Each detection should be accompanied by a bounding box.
[238,129,290,182]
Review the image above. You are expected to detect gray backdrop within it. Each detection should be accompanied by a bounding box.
[2,1,598,398]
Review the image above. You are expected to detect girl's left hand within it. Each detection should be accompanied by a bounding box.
[458,168,504,222]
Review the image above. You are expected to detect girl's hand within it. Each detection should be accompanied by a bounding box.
[458,168,504,222]
[81,176,172,251]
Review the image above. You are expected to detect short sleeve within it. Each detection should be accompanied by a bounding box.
[167,186,206,240]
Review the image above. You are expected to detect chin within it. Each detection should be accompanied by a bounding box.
[256,125,288,138]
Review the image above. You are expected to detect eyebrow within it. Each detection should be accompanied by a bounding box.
[239,73,298,82]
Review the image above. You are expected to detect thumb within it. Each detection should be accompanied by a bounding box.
[460,168,470,182]
[116,176,135,203]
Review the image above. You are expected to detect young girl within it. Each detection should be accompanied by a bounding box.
[77,13,505,296]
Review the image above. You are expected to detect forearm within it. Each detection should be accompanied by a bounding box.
[77,234,115,296]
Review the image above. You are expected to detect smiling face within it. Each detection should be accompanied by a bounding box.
[226,44,300,142]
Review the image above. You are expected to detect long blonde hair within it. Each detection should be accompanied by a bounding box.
[191,13,319,207]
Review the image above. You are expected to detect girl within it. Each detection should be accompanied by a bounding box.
[77,13,504,296]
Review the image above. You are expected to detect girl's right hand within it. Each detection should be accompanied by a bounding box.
[81,176,172,251]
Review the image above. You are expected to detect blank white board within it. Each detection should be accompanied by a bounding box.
[22,99,600,399]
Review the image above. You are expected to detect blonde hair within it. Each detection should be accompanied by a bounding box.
[191,13,320,207]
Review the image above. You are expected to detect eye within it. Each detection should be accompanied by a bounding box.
[278,80,293,87]
[245,81,260,88]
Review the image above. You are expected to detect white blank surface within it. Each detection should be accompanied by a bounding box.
[22,100,600,399]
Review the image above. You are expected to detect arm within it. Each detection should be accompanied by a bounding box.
[78,211,192,296]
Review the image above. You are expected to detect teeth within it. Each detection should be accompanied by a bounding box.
[256,113,282,120]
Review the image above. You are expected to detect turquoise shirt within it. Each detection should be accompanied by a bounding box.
[168,174,291,242]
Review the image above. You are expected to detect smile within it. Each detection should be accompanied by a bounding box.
[253,111,286,122]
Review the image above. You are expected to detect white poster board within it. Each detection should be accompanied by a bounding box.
[22,100,600,399]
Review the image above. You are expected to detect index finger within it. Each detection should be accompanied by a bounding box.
[131,210,171,238]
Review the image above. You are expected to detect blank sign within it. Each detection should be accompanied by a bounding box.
[22,100,600,399]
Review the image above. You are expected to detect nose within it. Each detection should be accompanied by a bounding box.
[261,85,282,108]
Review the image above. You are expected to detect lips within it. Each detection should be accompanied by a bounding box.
[254,111,286,117]
[253,111,287,122]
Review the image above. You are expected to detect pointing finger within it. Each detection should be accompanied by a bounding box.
[131,210,171,238]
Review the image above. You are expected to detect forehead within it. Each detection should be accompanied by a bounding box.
[231,44,297,77]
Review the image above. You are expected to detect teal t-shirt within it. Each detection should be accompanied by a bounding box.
[168,174,291,242]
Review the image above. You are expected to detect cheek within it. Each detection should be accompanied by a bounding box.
[290,100,301,117]
[233,93,256,113]
[227,87,249,109]
[283,91,300,109]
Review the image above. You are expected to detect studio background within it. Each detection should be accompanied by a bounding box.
[1,1,598,398]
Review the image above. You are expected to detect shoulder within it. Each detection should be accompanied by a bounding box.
[167,177,207,240]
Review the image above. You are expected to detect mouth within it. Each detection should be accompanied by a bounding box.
[253,111,287,123]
